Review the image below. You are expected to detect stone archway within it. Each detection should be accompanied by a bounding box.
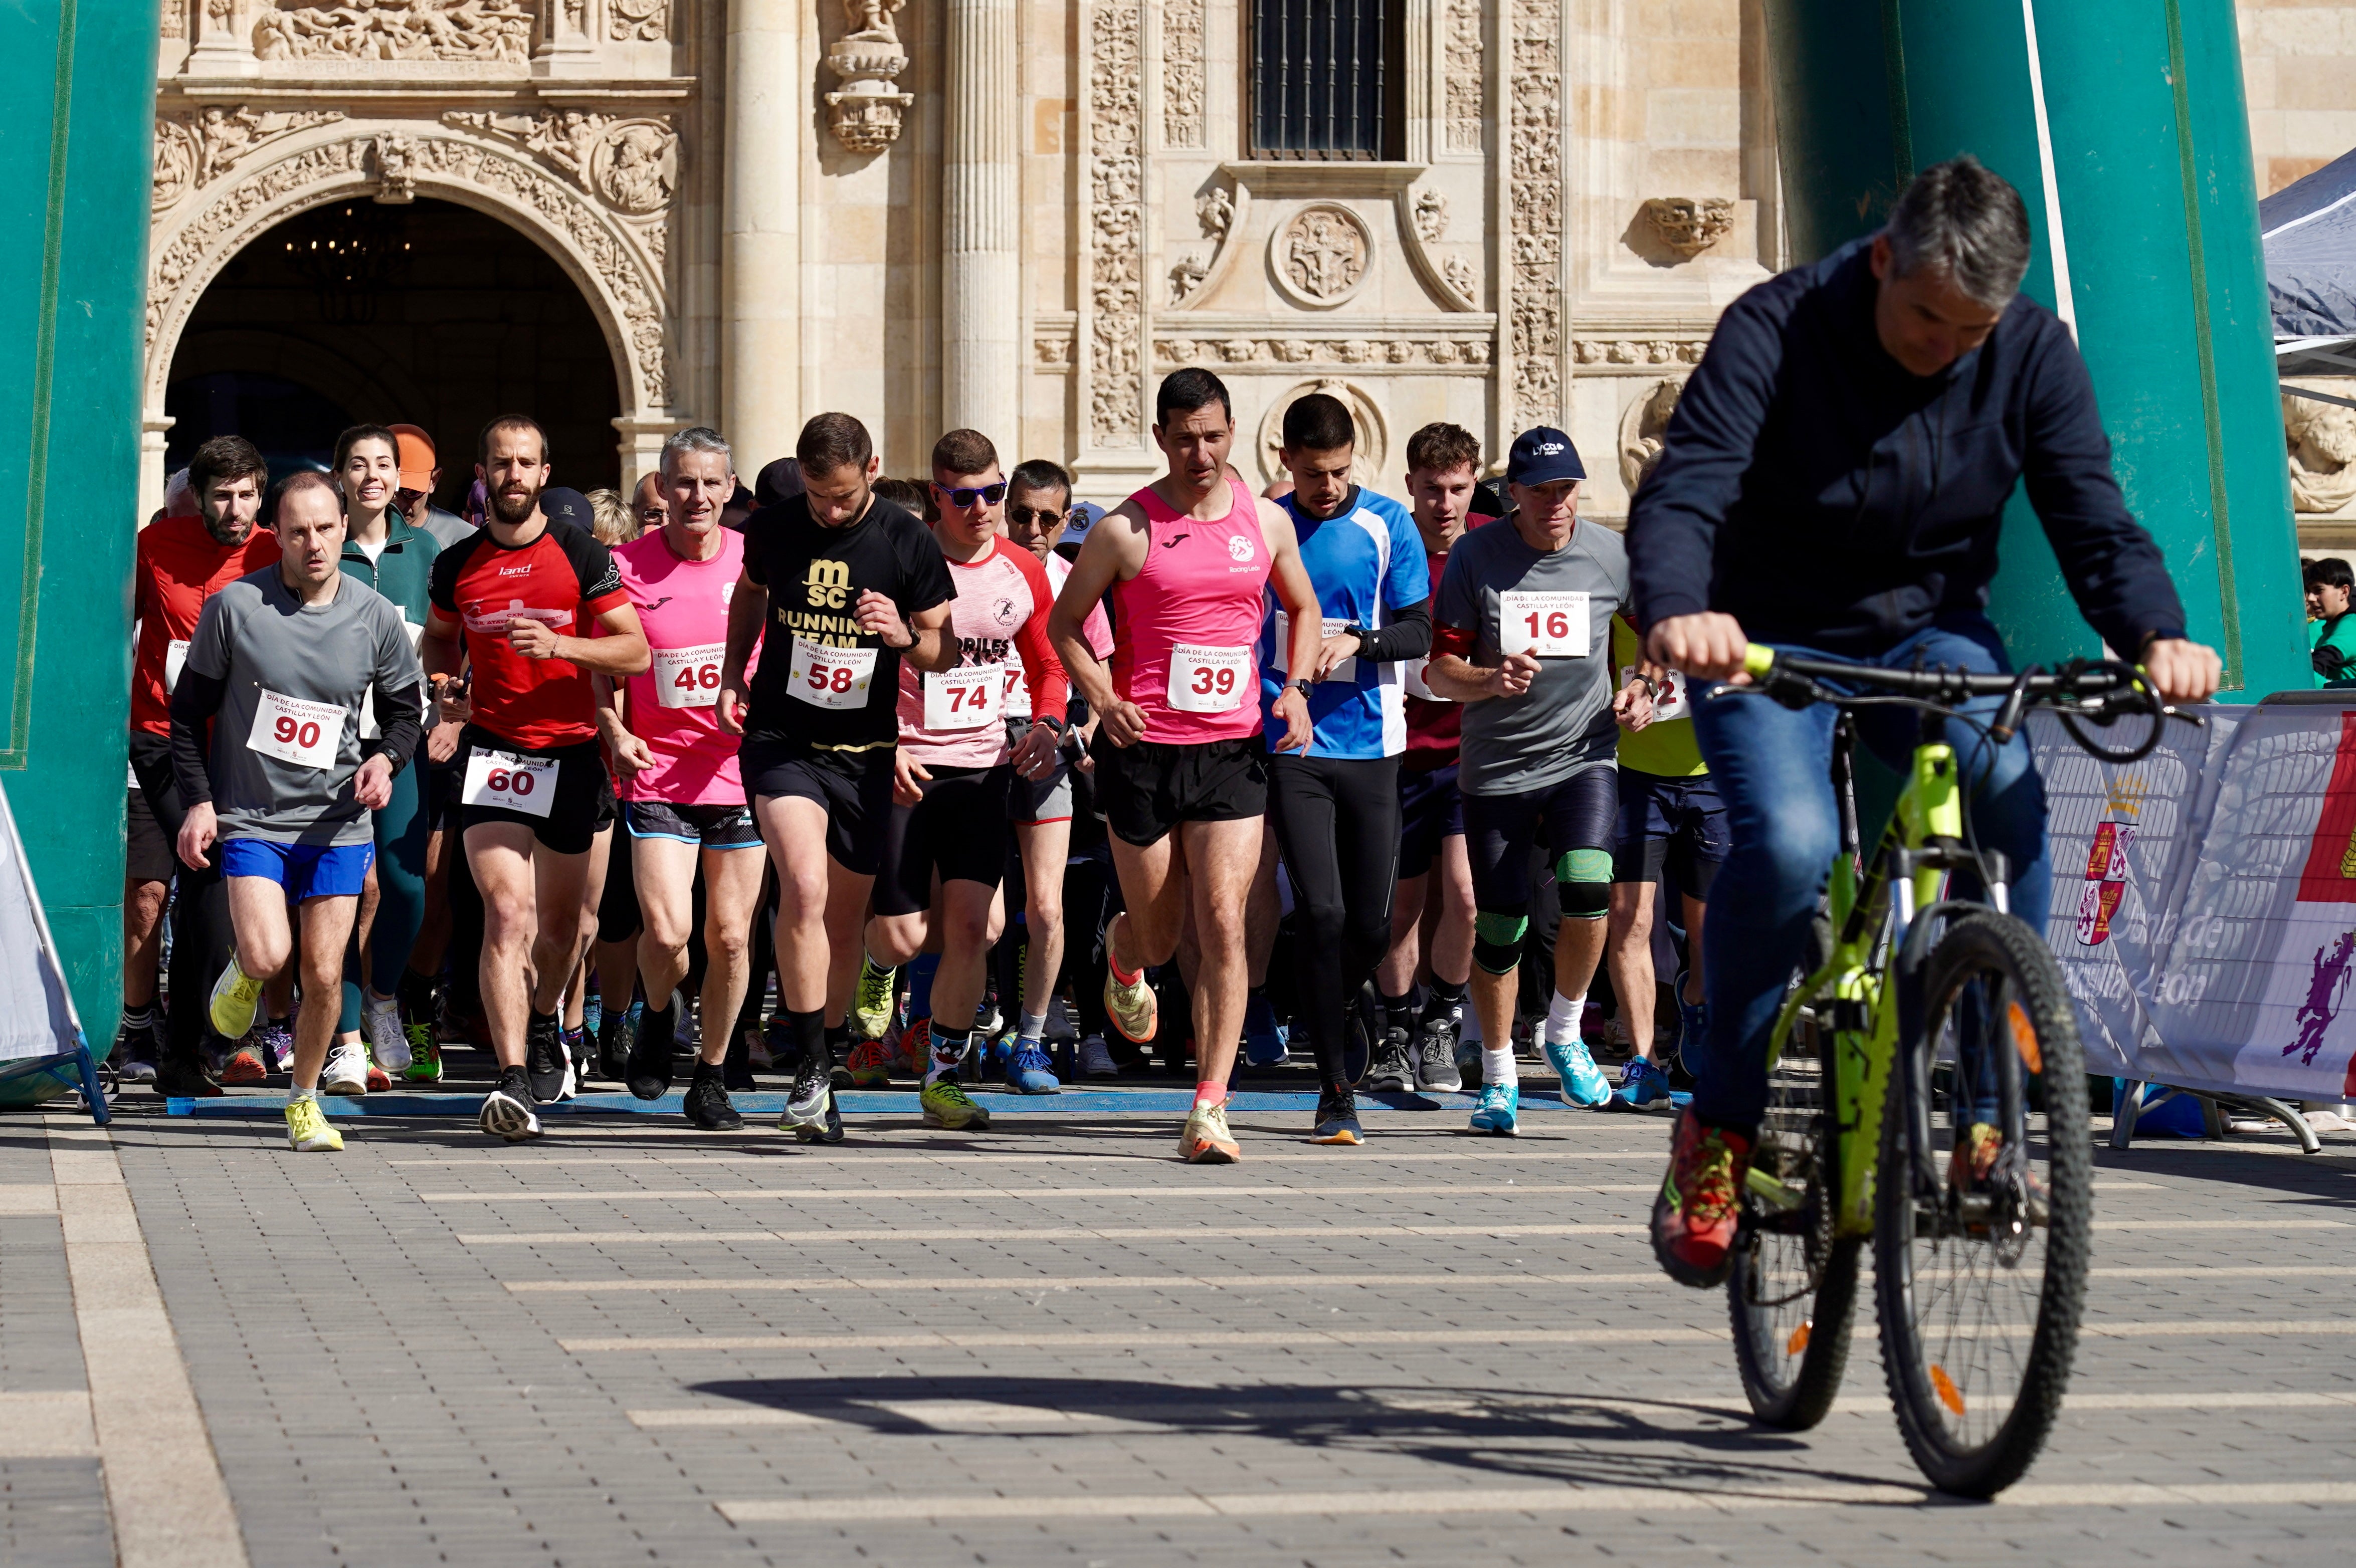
[142,122,680,512]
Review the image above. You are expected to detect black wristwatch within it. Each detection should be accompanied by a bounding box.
[1342,623,1370,651]
[1034,712,1065,735]
[1288,677,1316,698]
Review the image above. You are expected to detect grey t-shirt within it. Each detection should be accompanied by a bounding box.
[184,568,424,846]
[415,505,475,552]
[1433,517,1628,796]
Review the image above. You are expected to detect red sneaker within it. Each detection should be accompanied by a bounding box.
[1651,1110,1754,1289]
[220,1046,269,1085]
[895,1017,931,1080]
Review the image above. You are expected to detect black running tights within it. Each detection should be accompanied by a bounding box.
[1267,752,1401,1085]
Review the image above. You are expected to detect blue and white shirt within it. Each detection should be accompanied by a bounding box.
[1257,486,1430,759]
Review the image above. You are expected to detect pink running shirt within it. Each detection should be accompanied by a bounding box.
[1007,550,1111,719]
[895,535,1070,768]
[1107,475,1272,744]
[613,527,754,805]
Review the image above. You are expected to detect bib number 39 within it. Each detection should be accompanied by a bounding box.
[247,688,345,770]
[1167,644,1250,714]
[1499,591,1590,658]
[789,638,879,711]
[461,747,557,819]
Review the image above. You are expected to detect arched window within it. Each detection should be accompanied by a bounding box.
[1251,0,1406,160]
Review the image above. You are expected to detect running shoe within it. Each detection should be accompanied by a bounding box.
[154,1055,224,1098]
[402,1026,443,1084]
[1179,1102,1241,1163]
[220,1044,269,1085]
[795,1097,846,1144]
[479,1066,541,1143]
[1614,1055,1674,1108]
[284,1096,343,1153]
[1243,991,1288,1067]
[684,1066,742,1131]
[365,1057,391,1093]
[1309,1084,1362,1145]
[829,1029,857,1091]
[259,1019,295,1075]
[626,999,677,1101]
[1949,1120,2002,1190]
[846,1038,897,1087]
[1414,1014,1463,1093]
[921,1077,993,1129]
[746,1024,775,1070]
[1104,960,1158,1045]
[362,994,412,1076]
[1078,1035,1118,1079]
[322,1041,369,1096]
[1006,1042,1060,1095]
[1468,1081,1520,1135]
[563,1026,593,1088]
[115,1039,158,1084]
[597,1005,633,1082]
[1652,1110,1751,1288]
[895,1016,932,1080]
[526,1012,573,1103]
[582,990,603,1039]
[1368,1024,1414,1092]
[779,1051,832,1131]
[1543,1035,1613,1107]
[208,960,265,1041]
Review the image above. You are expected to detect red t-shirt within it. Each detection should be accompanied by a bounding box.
[428,519,628,751]
[131,516,282,737]
[1401,512,1498,771]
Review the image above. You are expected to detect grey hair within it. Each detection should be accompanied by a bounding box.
[660,425,734,477]
[1884,155,2033,311]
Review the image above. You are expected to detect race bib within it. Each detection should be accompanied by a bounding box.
[789,638,879,711]
[1403,656,1452,703]
[1002,665,1032,720]
[924,665,1002,731]
[165,639,190,694]
[462,747,557,819]
[247,688,344,770]
[1272,613,1356,684]
[1622,664,1691,722]
[1500,591,1590,658]
[1167,644,1251,714]
[654,642,725,710]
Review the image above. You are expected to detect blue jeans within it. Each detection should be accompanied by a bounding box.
[1687,616,2049,1129]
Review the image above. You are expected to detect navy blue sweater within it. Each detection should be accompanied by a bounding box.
[1626,238,2187,658]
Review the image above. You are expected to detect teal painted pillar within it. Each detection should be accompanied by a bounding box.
[0,1,160,1058]
[1762,1,2305,698]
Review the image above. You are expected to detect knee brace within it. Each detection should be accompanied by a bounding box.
[1473,911,1529,975]
[1555,849,1614,920]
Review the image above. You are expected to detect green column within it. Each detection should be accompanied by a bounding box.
[0,1,161,1063]
[1762,0,2304,697]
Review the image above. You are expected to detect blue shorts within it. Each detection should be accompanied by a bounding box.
[1397,762,1464,879]
[1611,768,1726,896]
[220,839,375,900]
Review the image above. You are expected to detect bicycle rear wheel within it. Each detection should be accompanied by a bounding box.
[1875,910,2091,1496]
[1728,918,1859,1429]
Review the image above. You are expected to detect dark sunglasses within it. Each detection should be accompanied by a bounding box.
[934,480,1008,508]
[1006,504,1066,528]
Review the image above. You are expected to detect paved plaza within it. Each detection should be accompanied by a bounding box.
[4,1091,2354,1566]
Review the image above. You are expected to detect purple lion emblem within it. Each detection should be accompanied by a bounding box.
[2287,931,2356,1065]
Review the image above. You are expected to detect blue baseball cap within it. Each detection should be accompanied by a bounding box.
[1506,427,1587,487]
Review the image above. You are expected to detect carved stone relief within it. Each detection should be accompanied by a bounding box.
[1573,337,1707,367]
[825,0,914,154]
[1442,256,1478,304]
[609,0,670,42]
[441,109,678,216]
[1642,197,1735,259]
[2287,381,2356,515]
[1257,379,1388,484]
[1169,183,1234,304]
[1163,0,1205,149]
[370,134,417,202]
[253,1,535,62]
[1412,187,1447,244]
[1157,335,1491,368]
[1509,0,1563,428]
[1445,0,1484,153]
[1272,204,1372,308]
[154,107,345,214]
[1618,378,1683,497]
[1086,0,1146,445]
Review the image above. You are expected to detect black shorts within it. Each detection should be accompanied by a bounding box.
[1397,762,1465,880]
[1090,734,1268,847]
[1612,768,1727,896]
[426,757,465,830]
[457,729,615,857]
[740,738,896,876]
[1462,766,1618,915]
[873,763,1014,917]
[598,824,641,942]
[624,798,763,851]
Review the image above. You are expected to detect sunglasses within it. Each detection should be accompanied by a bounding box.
[933,480,1008,508]
[1006,504,1066,529]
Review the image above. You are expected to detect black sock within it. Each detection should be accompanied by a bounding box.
[1424,977,1467,1021]
[790,1008,826,1071]
[122,1004,154,1035]
[398,968,437,1024]
[825,1023,852,1060]
[692,1057,723,1081]
[1381,990,1416,1034]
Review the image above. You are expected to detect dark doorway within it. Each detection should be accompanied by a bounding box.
[164,197,623,503]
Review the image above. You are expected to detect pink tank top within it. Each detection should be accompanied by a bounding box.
[1108,475,1272,744]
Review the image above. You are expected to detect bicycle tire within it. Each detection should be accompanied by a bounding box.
[1875,910,2091,1497]
[1728,915,1860,1429]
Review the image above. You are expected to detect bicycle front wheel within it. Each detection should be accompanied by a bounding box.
[1875,910,2091,1496]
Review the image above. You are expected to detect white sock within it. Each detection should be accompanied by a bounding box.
[1545,991,1586,1046]
[1018,1010,1048,1045]
[1482,1047,1518,1087]
[289,1084,317,1103]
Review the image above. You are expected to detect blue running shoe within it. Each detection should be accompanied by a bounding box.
[1468,1081,1519,1135]
[1615,1055,1673,1108]
[1244,991,1288,1067]
[1007,1041,1061,1094]
[1544,1036,1613,1107]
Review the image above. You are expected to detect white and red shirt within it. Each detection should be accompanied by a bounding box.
[1007,550,1112,720]
[895,536,1069,768]
[427,519,628,751]
[612,527,755,805]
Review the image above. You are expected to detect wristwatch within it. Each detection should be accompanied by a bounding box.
[1288,677,1316,698]
[1342,623,1370,651]
[1034,712,1065,735]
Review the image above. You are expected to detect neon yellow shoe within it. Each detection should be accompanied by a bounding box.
[402,1026,444,1083]
[1103,962,1157,1045]
[209,959,265,1041]
[920,1077,992,1130]
[1179,1102,1241,1164]
[850,954,897,1040]
[284,1096,343,1152]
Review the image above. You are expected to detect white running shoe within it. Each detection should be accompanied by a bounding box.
[362,994,412,1075]
[321,1041,370,1096]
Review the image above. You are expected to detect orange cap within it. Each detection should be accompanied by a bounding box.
[388,424,437,490]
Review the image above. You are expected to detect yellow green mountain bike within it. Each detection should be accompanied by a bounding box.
[1712,644,2195,1497]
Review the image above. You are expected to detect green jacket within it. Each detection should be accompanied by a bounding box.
[339,516,439,627]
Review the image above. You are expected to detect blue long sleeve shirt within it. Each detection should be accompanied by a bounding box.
[1626,238,2187,658]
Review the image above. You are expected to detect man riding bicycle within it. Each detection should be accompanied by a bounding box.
[1628,155,2222,1287]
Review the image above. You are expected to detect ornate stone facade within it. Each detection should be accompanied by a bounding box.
[1082,0,1147,451]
